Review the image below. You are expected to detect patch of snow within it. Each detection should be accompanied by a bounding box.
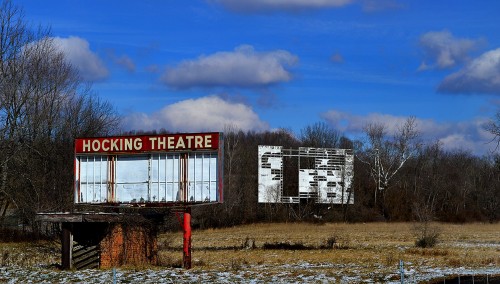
[1,263,499,283]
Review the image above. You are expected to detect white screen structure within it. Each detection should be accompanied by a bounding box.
[75,152,221,205]
[257,146,283,203]
[258,145,354,204]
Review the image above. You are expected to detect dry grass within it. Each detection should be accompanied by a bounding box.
[0,241,59,267]
[158,222,500,274]
[1,222,498,282]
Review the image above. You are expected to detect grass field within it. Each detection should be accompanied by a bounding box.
[157,222,500,282]
[1,222,499,283]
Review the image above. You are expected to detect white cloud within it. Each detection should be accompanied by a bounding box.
[52,36,109,81]
[321,110,495,155]
[418,30,482,70]
[438,48,500,95]
[321,110,411,134]
[212,0,353,13]
[113,54,136,72]
[122,95,269,132]
[161,45,298,89]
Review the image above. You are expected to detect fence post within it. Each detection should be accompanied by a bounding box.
[399,260,404,284]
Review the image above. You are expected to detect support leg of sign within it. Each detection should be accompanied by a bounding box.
[61,222,73,270]
[183,206,192,269]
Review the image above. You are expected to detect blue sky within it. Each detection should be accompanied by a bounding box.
[18,0,500,155]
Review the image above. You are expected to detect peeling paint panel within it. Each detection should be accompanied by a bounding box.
[116,156,149,203]
[258,146,283,203]
[258,145,354,204]
[78,156,108,203]
[76,152,220,204]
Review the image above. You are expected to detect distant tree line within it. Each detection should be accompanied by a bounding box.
[1,0,499,237]
[193,120,499,228]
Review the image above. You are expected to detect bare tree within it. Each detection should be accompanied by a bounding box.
[360,116,420,205]
[0,0,119,227]
[300,121,340,148]
[223,124,242,215]
[485,110,500,151]
[0,0,37,221]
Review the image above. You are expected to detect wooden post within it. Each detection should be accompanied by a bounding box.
[182,207,192,269]
[61,223,73,269]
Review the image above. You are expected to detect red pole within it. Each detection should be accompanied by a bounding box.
[183,207,192,269]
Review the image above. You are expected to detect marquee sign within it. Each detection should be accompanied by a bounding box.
[75,133,219,154]
[74,132,223,206]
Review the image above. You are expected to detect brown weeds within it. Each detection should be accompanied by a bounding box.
[156,222,500,274]
[1,221,498,279]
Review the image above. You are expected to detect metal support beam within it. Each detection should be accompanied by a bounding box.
[61,223,73,269]
[182,207,192,269]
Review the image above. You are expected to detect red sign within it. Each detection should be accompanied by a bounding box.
[75,132,220,154]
